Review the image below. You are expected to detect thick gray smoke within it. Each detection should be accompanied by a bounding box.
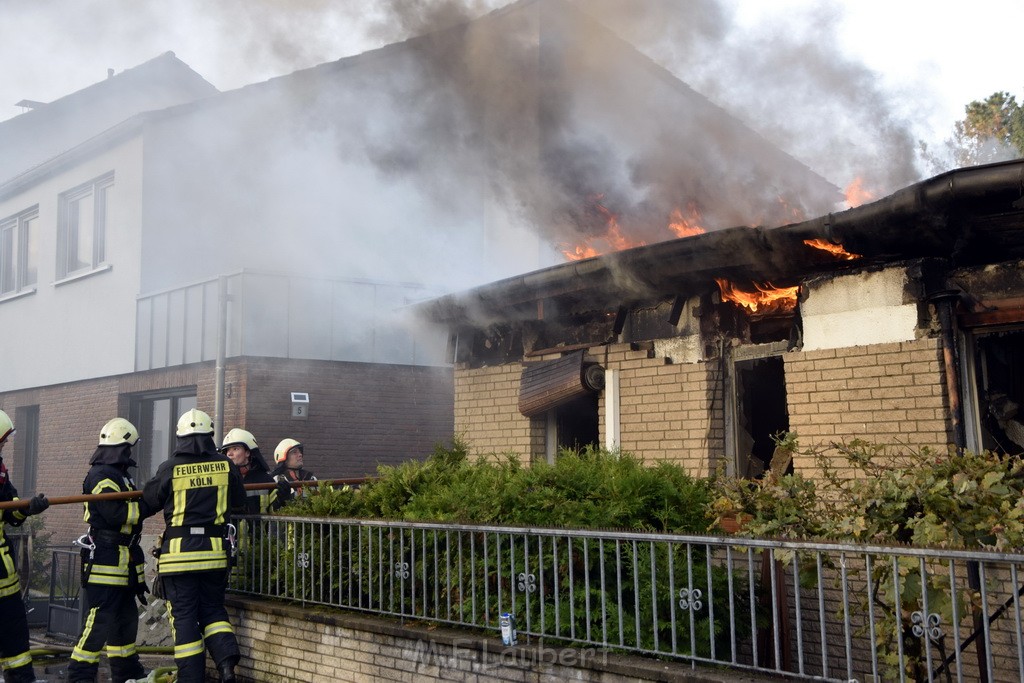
[585,0,921,200]
[299,0,924,248]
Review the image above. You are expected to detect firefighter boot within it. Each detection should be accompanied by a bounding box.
[3,665,40,683]
[217,655,239,683]
[3,666,43,683]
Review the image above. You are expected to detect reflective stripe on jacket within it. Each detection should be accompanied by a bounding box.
[141,449,245,574]
[80,464,145,587]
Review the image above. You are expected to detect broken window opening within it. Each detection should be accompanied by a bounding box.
[553,393,599,455]
[733,355,790,478]
[970,327,1024,456]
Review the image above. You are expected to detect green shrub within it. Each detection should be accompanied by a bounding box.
[708,434,1024,681]
[287,440,712,534]
[260,441,727,655]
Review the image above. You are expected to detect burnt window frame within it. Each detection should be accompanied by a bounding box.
[962,324,1024,456]
[541,393,601,464]
[725,340,791,478]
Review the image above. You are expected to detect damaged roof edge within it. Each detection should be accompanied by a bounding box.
[424,159,1024,324]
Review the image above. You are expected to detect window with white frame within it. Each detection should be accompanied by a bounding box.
[57,172,113,279]
[0,207,38,296]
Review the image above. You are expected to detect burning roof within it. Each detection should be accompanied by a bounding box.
[424,159,1024,325]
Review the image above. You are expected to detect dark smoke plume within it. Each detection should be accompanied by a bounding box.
[321,0,922,252]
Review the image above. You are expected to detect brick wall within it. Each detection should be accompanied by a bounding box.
[1,377,122,543]
[785,338,951,472]
[224,596,747,683]
[239,357,454,478]
[456,345,725,477]
[607,343,725,477]
[453,338,951,479]
[454,363,538,458]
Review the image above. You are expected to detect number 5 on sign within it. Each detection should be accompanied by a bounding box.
[291,392,309,419]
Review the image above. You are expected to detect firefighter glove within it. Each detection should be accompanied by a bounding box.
[275,478,293,501]
[27,493,49,515]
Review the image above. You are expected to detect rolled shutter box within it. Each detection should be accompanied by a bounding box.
[518,350,605,417]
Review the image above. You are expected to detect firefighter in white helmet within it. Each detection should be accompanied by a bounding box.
[220,428,290,513]
[271,438,317,496]
[0,409,49,683]
[140,409,245,682]
[68,418,147,683]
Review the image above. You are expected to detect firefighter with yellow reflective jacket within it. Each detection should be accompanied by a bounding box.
[220,428,291,514]
[0,409,49,683]
[68,418,148,683]
[140,409,245,683]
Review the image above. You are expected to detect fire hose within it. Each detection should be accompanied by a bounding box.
[0,478,367,510]
[28,646,176,682]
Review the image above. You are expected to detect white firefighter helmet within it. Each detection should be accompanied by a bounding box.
[176,408,214,436]
[221,427,257,452]
[274,438,302,463]
[0,409,13,443]
[99,417,140,446]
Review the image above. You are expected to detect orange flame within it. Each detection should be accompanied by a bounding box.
[597,206,636,252]
[714,278,798,314]
[668,203,706,238]
[803,238,861,260]
[775,195,806,223]
[562,244,600,261]
[560,196,646,260]
[844,177,874,208]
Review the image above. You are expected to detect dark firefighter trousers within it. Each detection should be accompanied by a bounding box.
[163,571,239,682]
[0,591,35,683]
[67,584,145,683]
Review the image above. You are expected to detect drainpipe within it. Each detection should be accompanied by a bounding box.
[927,285,988,679]
[214,275,228,446]
[928,288,966,450]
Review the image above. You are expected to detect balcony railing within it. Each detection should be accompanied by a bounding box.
[135,270,447,370]
[229,515,1024,682]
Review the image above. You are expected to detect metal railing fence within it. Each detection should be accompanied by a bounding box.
[229,515,1024,682]
[47,548,84,638]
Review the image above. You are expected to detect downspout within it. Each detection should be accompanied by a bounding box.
[214,275,228,446]
[721,338,736,477]
[929,288,966,450]
[927,282,987,679]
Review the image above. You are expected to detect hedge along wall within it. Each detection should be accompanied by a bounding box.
[223,596,743,682]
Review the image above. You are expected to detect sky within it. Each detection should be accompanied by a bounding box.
[1,0,1022,193]
[763,0,1024,155]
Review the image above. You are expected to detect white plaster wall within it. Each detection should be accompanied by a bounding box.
[801,267,919,351]
[654,335,702,363]
[0,136,144,391]
[652,295,703,363]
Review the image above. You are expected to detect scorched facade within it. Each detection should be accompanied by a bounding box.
[425,160,1024,475]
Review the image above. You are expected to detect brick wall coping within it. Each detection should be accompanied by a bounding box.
[226,595,775,682]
